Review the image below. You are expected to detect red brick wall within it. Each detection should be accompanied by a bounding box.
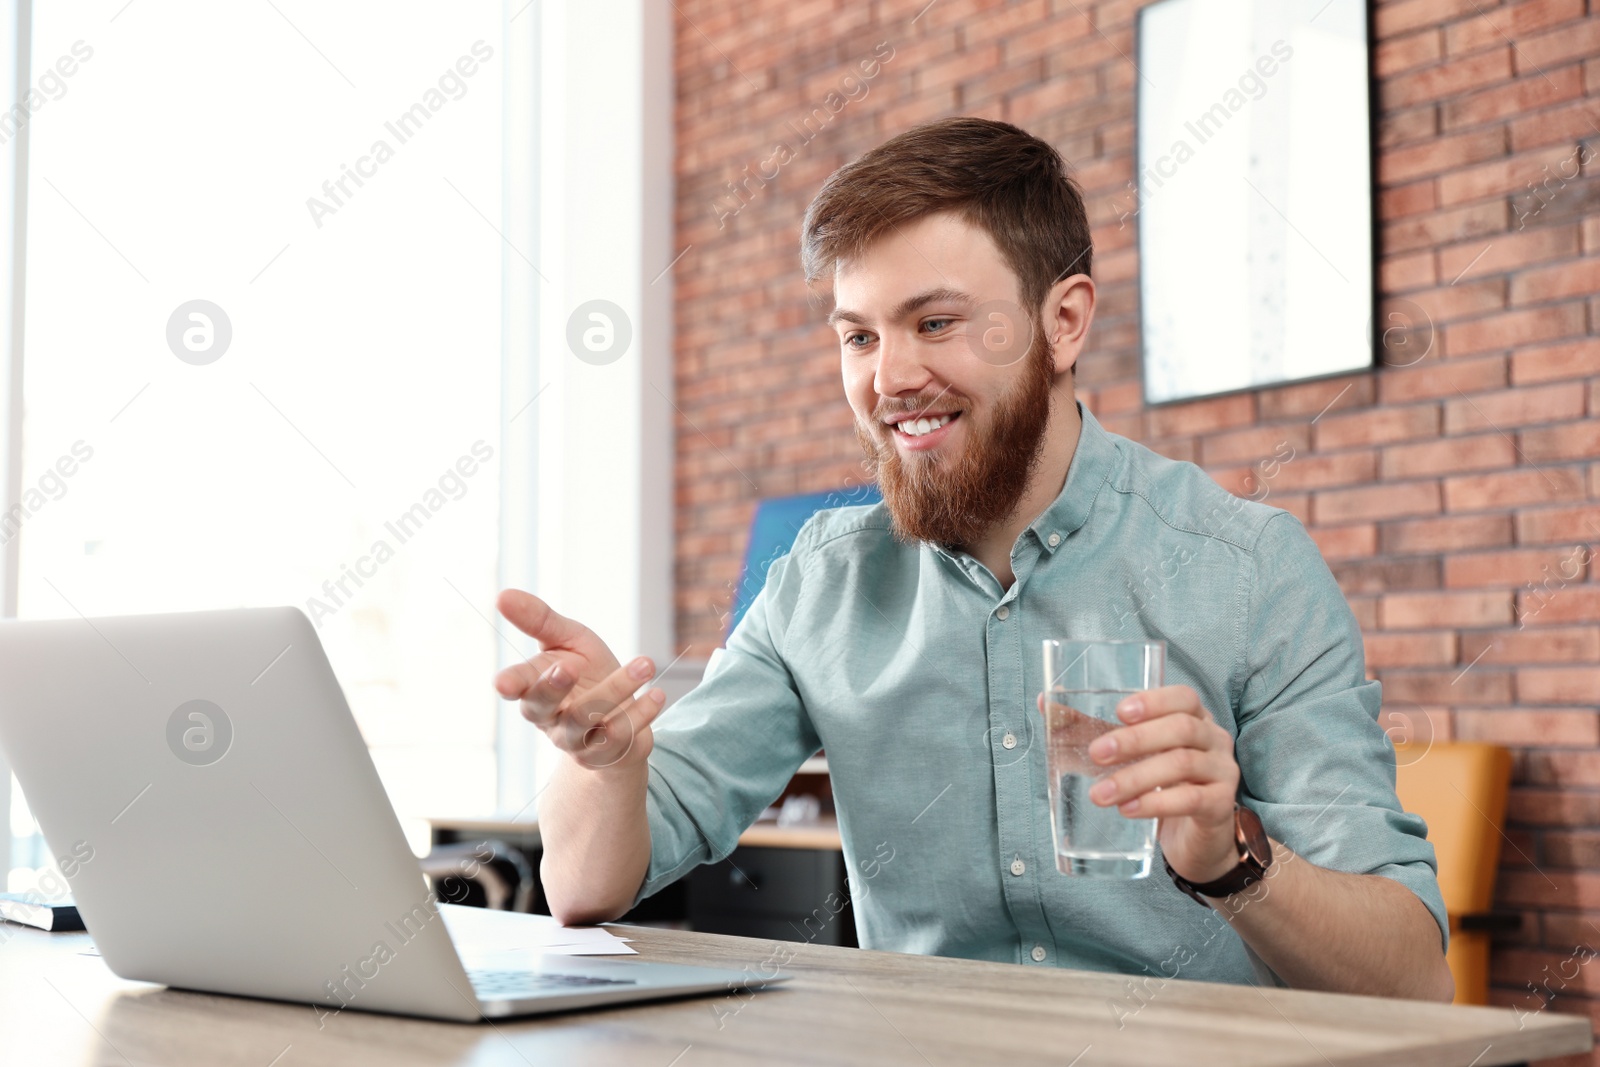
[672,0,1600,1040]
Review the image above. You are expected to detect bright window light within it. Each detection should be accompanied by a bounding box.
[10,0,511,865]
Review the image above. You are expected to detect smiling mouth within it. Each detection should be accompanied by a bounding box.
[893,412,958,437]
[883,410,963,448]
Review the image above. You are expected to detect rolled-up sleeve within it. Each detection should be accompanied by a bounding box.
[1234,510,1449,950]
[633,526,822,905]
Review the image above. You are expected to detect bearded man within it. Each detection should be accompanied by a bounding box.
[494,117,1453,1000]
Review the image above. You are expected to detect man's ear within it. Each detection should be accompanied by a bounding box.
[1043,274,1096,376]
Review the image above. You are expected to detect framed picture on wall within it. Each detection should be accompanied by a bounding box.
[1135,0,1376,405]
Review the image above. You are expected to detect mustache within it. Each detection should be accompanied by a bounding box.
[871,384,967,424]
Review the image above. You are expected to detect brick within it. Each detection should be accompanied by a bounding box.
[1315,481,1441,525]
[1257,375,1373,421]
[1440,146,1587,206]
[1504,793,1600,831]
[1376,28,1442,75]
[1313,404,1440,451]
[1516,504,1600,544]
[1518,667,1600,704]
[1381,513,1514,554]
[1306,523,1377,561]
[1380,127,1504,185]
[1376,355,1507,405]
[1447,546,1593,588]
[1365,631,1458,668]
[1380,103,1439,149]
[1145,393,1255,439]
[1380,250,1437,291]
[1443,383,1587,433]
[1519,586,1600,627]
[1007,68,1097,123]
[1376,0,1505,37]
[1381,590,1515,629]
[1444,468,1586,511]
[1442,304,1587,357]
[1515,16,1600,70]
[1391,279,1508,325]
[1439,226,1578,282]
[1542,832,1600,867]
[1381,433,1517,479]
[957,0,1052,44]
[1382,668,1512,704]
[1379,179,1437,220]
[1511,340,1600,385]
[1510,258,1600,306]
[1442,63,1587,130]
[1260,451,1376,493]
[1330,557,1441,596]
[1198,424,1310,467]
[1146,436,1197,465]
[1461,627,1600,665]
[1003,11,1093,61]
[1523,751,1600,787]
[1381,47,1513,109]
[1383,201,1506,255]
[1510,97,1600,152]
[1458,710,1600,746]
[1445,0,1588,57]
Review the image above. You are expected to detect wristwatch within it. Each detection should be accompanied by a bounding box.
[1165,803,1273,906]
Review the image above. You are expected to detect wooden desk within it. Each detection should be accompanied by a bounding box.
[0,921,1588,1065]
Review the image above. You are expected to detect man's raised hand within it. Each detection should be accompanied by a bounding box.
[494,589,666,771]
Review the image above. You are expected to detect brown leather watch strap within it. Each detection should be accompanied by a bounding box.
[1165,804,1273,906]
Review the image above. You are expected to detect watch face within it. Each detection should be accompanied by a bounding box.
[1237,805,1272,865]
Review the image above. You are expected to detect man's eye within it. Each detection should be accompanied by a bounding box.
[844,333,872,348]
[922,318,953,334]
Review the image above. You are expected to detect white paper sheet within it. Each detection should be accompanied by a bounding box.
[440,903,636,956]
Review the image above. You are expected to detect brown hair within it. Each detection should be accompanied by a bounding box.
[800,117,1093,316]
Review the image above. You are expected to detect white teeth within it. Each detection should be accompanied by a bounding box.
[898,413,953,437]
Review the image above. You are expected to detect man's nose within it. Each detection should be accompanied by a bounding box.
[873,334,931,399]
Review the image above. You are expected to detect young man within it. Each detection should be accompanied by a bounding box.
[496,118,1453,1000]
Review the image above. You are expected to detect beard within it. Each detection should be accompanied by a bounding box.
[854,329,1056,550]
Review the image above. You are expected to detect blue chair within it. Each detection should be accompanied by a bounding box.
[726,485,881,640]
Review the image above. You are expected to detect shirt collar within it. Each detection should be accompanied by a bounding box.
[1028,399,1118,555]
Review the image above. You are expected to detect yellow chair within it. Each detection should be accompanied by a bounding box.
[1393,741,1515,1005]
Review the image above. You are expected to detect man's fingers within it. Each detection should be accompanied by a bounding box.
[497,588,588,647]
[572,656,656,717]
[1090,712,1222,765]
[495,655,555,700]
[1116,684,1204,723]
[1090,747,1233,809]
[570,688,667,769]
[516,661,579,728]
[548,657,655,751]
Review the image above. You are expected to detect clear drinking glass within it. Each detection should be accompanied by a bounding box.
[1041,639,1166,878]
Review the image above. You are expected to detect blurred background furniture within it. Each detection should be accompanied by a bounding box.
[1394,741,1518,1006]
[727,486,881,638]
[419,839,535,913]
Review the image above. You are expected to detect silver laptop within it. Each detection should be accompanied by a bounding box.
[0,606,784,1022]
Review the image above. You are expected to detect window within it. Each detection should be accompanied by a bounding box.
[8,2,519,888]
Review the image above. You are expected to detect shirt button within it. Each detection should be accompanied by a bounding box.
[1002,731,1017,749]
[1047,532,1062,548]
[1031,944,1047,962]
[1010,857,1026,876]
[996,606,1010,621]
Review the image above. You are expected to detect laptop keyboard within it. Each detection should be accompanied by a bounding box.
[468,967,639,999]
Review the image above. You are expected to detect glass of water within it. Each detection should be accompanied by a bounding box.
[1041,639,1166,878]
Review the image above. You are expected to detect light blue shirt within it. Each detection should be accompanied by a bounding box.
[636,401,1446,984]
